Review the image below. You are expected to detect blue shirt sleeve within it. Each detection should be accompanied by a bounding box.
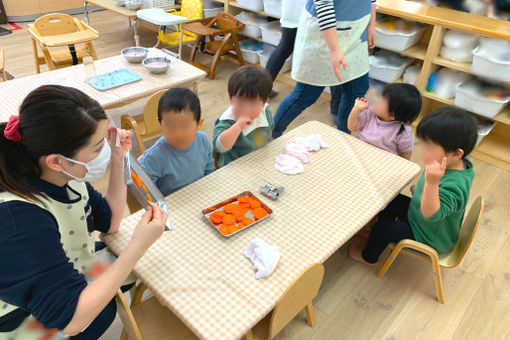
[200,132,215,175]
[85,183,112,233]
[140,148,162,185]
[0,201,88,330]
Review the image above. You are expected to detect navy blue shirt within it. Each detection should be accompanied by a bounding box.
[0,179,112,330]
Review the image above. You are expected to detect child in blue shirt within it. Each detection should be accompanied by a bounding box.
[140,88,215,196]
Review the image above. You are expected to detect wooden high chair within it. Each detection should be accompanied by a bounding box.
[181,12,245,79]
[115,263,325,340]
[0,48,6,81]
[121,90,166,155]
[27,13,99,73]
[377,196,484,303]
[156,0,203,48]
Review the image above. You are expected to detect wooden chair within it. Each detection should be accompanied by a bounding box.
[116,263,324,340]
[27,13,99,73]
[377,196,484,303]
[0,48,6,81]
[182,12,245,79]
[121,90,167,154]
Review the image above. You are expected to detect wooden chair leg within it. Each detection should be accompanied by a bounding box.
[32,39,41,73]
[431,258,445,303]
[305,303,316,327]
[232,34,245,66]
[244,330,255,340]
[377,245,400,278]
[189,36,202,63]
[120,329,129,340]
[1,71,6,81]
[131,282,148,307]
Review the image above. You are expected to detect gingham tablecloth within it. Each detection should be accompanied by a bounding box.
[103,121,421,340]
[0,48,206,122]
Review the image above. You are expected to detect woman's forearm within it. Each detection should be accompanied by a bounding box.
[321,27,341,54]
[104,154,126,233]
[63,240,145,336]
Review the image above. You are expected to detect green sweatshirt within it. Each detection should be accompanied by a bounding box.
[408,157,475,253]
[213,106,274,167]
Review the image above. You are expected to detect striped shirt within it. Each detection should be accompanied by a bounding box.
[314,0,376,31]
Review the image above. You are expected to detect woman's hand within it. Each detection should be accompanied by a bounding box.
[367,25,377,49]
[330,49,348,82]
[130,203,167,251]
[108,127,132,158]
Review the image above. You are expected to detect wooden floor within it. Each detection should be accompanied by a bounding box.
[1,10,509,340]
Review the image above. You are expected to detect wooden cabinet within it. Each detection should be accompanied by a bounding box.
[3,0,82,20]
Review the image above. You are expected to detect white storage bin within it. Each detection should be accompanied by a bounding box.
[238,39,264,64]
[472,47,510,84]
[236,12,267,38]
[258,43,291,73]
[375,20,425,51]
[476,119,496,146]
[455,79,510,117]
[260,21,282,46]
[203,4,223,18]
[433,68,470,99]
[263,0,282,18]
[238,0,264,11]
[369,51,412,83]
[403,64,421,86]
[440,46,474,63]
[442,30,479,50]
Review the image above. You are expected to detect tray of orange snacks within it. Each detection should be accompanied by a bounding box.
[202,192,273,238]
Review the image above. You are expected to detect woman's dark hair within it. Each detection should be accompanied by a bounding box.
[228,66,272,101]
[157,88,201,123]
[417,106,478,158]
[0,85,107,202]
[382,83,422,124]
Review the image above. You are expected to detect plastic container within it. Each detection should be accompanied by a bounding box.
[433,68,470,99]
[476,118,496,146]
[440,45,474,63]
[375,20,426,51]
[258,43,291,72]
[238,39,264,64]
[442,30,479,50]
[403,64,421,86]
[236,12,267,38]
[472,46,510,84]
[263,0,282,18]
[203,3,223,18]
[260,20,282,46]
[238,0,264,11]
[455,79,510,117]
[369,51,412,83]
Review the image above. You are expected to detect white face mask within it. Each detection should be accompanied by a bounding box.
[60,140,111,182]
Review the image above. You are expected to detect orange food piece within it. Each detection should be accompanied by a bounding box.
[222,214,236,225]
[237,222,246,229]
[227,224,239,234]
[249,198,261,209]
[237,196,250,203]
[252,208,268,220]
[218,224,231,235]
[146,193,152,202]
[243,217,254,225]
[223,203,236,213]
[130,171,136,180]
[209,211,225,225]
[142,184,148,192]
[233,209,247,222]
[134,176,142,188]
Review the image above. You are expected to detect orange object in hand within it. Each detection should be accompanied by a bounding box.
[252,208,268,220]
[134,176,142,188]
[130,171,136,180]
[142,184,148,192]
[222,214,236,225]
[146,193,152,202]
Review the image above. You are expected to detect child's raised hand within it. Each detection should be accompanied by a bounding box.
[235,116,253,130]
[425,157,447,185]
[354,97,370,112]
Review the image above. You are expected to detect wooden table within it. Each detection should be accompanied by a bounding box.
[103,121,422,340]
[0,48,206,122]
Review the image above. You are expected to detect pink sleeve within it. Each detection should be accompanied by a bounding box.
[356,109,373,132]
[396,126,415,155]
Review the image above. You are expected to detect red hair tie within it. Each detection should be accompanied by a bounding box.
[4,115,21,142]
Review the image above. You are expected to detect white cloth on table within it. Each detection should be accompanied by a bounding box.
[275,154,304,175]
[285,143,309,163]
[244,238,280,279]
[295,134,328,151]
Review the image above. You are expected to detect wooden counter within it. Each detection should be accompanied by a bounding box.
[3,0,83,21]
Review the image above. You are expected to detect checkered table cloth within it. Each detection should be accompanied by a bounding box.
[0,48,206,122]
[103,121,421,340]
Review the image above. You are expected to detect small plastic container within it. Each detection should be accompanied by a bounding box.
[203,3,223,18]
[440,45,474,63]
[236,12,267,38]
[369,51,412,83]
[238,0,264,11]
[403,64,421,86]
[260,21,282,46]
[454,79,510,117]
[263,0,282,18]
[472,47,510,84]
[476,118,496,146]
[442,30,479,50]
[258,43,291,73]
[375,20,426,51]
[433,68,470,99]
[238,39,264,64]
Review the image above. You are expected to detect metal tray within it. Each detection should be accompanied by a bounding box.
[202,191,273,238]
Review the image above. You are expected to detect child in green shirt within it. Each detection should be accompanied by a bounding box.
[213,66,274,167]
[349,106,478,265]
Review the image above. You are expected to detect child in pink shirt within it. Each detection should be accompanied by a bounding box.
[347,83,422,160]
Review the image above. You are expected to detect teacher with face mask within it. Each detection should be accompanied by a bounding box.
[0,85,167,339]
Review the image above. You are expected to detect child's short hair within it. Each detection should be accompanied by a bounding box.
[158,88,201,123]
[417,106,478,157]
[382,83,422,124]
[228,66,272,101]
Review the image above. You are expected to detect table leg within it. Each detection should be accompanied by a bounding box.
[133,18,139,47]
[84,1,89,24]
[192,81,198,94]
[179,28,184,60]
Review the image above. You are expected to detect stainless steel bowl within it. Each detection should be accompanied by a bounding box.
[121,47,149,63]
[125,1,142,11]
[142,57,171,74]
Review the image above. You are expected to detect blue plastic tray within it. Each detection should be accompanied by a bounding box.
[86,68,142,91]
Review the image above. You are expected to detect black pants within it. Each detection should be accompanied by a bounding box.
[362,195,416,264]
[265,27,297,81]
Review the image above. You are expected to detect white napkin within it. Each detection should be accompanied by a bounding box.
[275,154,304,175]
[285,143,310,163]
[295,134,328,151]
[244,238,280,279]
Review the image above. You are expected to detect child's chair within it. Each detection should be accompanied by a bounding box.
[377,196,484,303]
[27,13,99,73]
[121,90,166,155]
[181,12,245,79]
[156,0,203,47]
[115,263,324,340]
[0,48,6,81]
